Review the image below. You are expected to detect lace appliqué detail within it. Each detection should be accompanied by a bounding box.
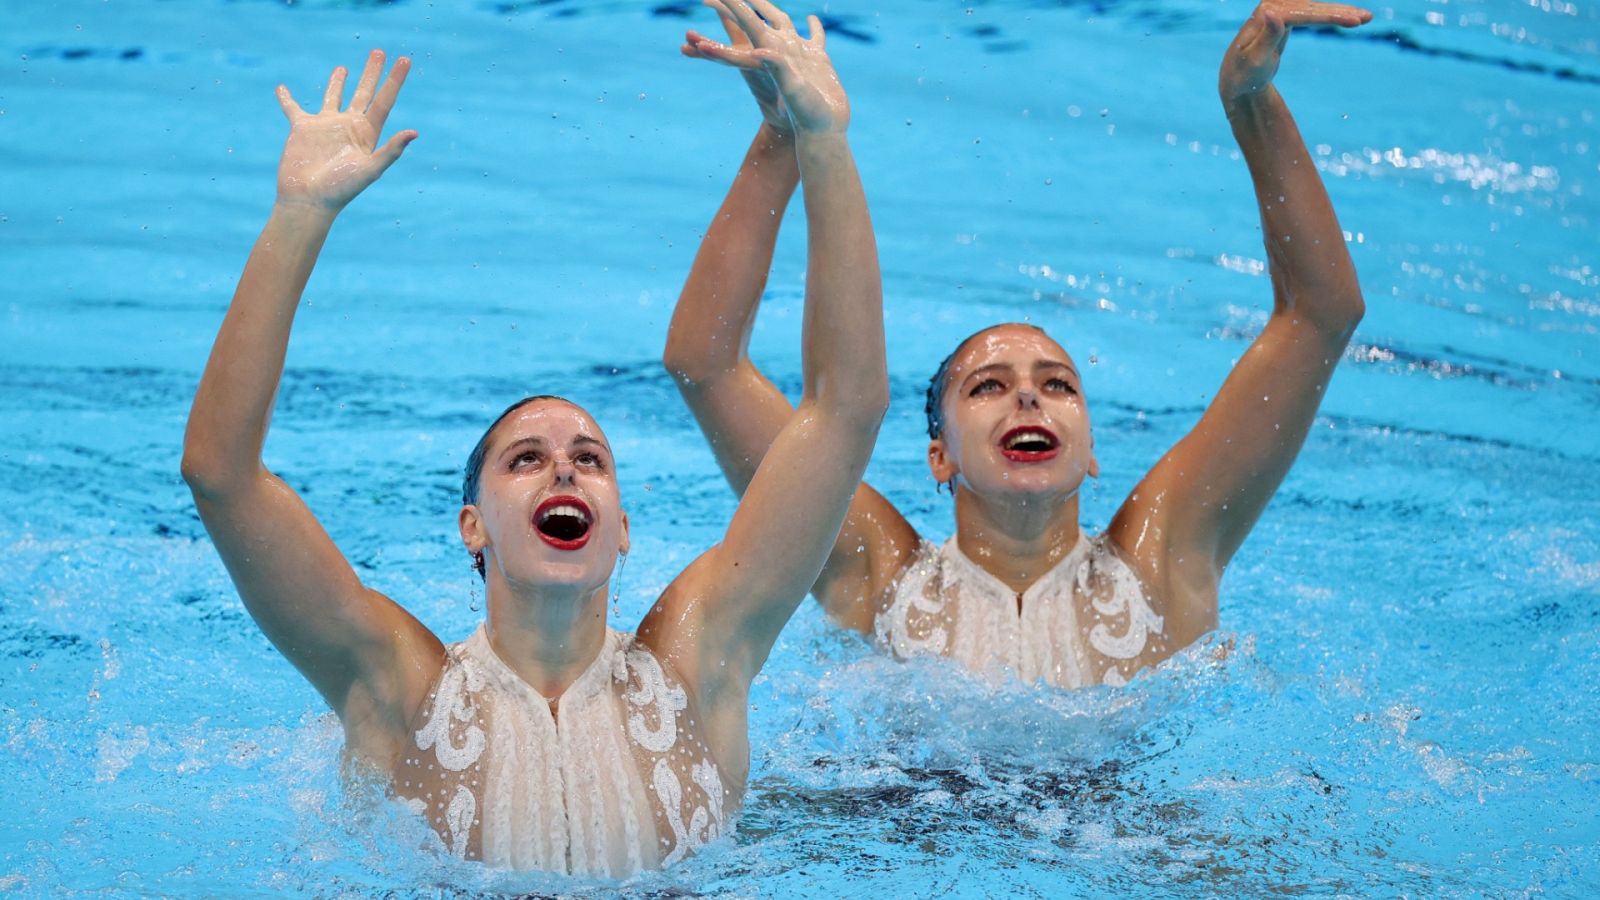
[414,662,487,772]
[652,758,725,867]
[622,642,724,866]
[875,541,952,658]
[623,647,687,753]
[1078,542,1168,686]
[445,785,477,858]
[394,627,732,874]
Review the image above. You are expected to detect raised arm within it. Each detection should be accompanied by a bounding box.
[1107,1,1370,643]
[181,51,441,762]
[647,0,888,694]
[665,9,917,635]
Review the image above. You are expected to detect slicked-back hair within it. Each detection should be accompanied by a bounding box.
[461,394,574,506]
[924,323,1049,439]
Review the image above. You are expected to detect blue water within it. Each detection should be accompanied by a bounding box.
[3,0,1597,894]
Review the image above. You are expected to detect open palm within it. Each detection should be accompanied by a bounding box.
[276,49,417,210]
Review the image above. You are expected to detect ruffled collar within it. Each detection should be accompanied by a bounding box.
[462,623,620,708]
[939,529,1090,604]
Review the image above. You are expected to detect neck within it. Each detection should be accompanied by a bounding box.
[952,485,1083,594]
[484,575,610,701]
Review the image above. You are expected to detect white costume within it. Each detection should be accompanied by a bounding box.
[394,626,731,875]
[875,531,1168,688]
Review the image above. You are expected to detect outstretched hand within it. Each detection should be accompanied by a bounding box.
[1219,0,1371,106]
[684,11,792,136]
[684,0,847,135]
[275,49,418,211]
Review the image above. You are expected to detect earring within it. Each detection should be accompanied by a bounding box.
[469,550,485,613]
[610,551,629,619]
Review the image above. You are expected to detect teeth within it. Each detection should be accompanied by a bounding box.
[541,503,590,523]
[1006,430,1053,449]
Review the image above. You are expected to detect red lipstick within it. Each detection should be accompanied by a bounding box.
[999,426,1061,463]
[533,495,593,551]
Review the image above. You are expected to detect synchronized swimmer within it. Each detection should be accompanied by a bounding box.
[669,0,1369,689]
[183,0,1371,875]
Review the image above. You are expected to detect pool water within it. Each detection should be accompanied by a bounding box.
[3,0,1597,894]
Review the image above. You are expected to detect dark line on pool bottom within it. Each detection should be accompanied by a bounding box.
[1313,28,1600,87]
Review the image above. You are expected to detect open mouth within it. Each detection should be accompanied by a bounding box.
[534,495,593,551]
[999,426,1061,463]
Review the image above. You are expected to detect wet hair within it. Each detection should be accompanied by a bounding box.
[924,323,1050,439]
[461,394,574,506]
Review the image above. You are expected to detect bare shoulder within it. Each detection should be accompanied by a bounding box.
[338,591,450,772]
[1092,530,1217,671]
[812,482,924,635]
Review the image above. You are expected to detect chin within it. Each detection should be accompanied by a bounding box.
[972,468,1084,501]
[505,555,611,592]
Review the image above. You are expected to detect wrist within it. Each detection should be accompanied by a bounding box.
[1221,85,1278,123]
[755,121,795,149]
[269,198,340,231]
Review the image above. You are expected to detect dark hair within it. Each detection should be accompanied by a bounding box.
[924,323,1050,439]
[462,394,574,506]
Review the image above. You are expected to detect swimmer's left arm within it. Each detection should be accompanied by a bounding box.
[1108,1,1369,640]
[643,0,887,700]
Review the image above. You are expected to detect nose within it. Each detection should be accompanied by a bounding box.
[1016,383,1041,410]
[552,455,578,484]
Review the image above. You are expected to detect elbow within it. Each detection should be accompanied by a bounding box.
[662,334,735,392]
[1292,287,1365,344]
[180,448,223,499]
[820,366,890,431]
[1323,292,1365,341]
[661,342,707,390]
[180,443,252,500]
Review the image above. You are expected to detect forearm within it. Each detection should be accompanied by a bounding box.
[665,124,800,383]
[182,203,337,492]
[1227,87,1364,336]
[794,131,887,419]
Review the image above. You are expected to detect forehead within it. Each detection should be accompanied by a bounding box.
[489,400,609,452]
[949,326,1075,381]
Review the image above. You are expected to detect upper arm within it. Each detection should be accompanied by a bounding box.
[676,362,919,635]
[1108,312,1353,611]
[190,468,443,740]
[646,396,884,692]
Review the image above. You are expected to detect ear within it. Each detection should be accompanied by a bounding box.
[927,437,958,485]
[618,509,631,557]
[459,504,486,553]
[1088,451,1100,479]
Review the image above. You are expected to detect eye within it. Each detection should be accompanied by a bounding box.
[575,451,604,468]
[511,450,543,469]
[1045,377,1077,395]
[969,378,1004,397]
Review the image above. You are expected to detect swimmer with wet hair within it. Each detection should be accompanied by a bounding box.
[183,1,885,873]
[667,0,1371,687]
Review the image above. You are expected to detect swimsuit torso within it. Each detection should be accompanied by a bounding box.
[875,532,1171,688]
[392,626,732,875]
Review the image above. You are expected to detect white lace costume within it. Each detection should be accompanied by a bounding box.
[393,626,732,875]
[875,531,1169,688]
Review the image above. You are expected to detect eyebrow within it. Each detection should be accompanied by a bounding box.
[497,434,609,460]
[962,359,1079,385]
[1036,360,1081,379]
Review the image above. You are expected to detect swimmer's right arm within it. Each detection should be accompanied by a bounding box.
[181,51,442,761]
[665,12,919,634]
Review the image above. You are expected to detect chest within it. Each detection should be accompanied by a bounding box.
[876,539,1174,688]
[392,634,732,875]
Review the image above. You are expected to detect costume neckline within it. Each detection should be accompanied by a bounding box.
[940,529,1090,600]
[465,622,620,706]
